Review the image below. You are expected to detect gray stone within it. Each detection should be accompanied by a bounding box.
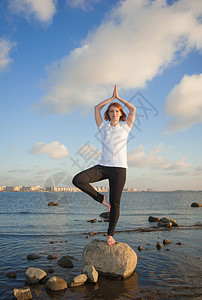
[6,271,17,278]
[191,202,202,207]
[99,212,110,219]
[27,254,41,260]
[25,267,47,284]
[158,221,172,228]
[83,239,137,278]
[13,287,32,300]
[45,276,67,291]
[47,254,58,259]
[159,217,179,227]
[69,274,88,287]
[83,264,98,283]
[148,216,160,222]
[57,255,74,268]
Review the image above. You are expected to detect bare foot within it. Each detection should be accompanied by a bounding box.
[107,235,116,246]
[102,195,111,212]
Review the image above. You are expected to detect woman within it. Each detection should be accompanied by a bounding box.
[72,85,136,245]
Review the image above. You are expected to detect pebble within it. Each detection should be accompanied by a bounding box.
[47,254,58,259]
[156,242,162,250]
[137,246,143,251]
[27,254,41,260]
[6,272,17,279]
[163,239,172,245]
[48,202,59,206]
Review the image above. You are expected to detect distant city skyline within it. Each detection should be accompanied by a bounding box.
[1,0,202,191]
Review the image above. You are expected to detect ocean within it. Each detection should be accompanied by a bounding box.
[0,191,201,299]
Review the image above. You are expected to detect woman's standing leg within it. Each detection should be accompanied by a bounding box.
[107,167,126,244]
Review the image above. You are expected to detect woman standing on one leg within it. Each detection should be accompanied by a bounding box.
[72,85,136,245]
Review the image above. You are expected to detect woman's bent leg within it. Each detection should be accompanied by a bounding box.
[72,165,107,203]
[108,168,126,237]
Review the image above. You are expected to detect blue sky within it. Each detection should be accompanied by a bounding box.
[0,0,202,191]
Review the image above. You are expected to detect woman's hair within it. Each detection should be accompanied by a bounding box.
[104,102,126,122]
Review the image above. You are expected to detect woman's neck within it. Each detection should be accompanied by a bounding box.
[110,121,119,127]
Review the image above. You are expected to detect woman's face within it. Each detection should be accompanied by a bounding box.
[109,105,122,122]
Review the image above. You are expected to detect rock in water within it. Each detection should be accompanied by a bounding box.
[57,255,74,268]
[69,274,88,287]
[25,267,47,284]
[148,216,160,222]
[159,217,179,227]
[83,239,137,278]
[83,265,98,283]
[45,276,67,291]
[191,202,202,207]
[13,287,32,300]
[48,202,59,206]
[99,212,110,219]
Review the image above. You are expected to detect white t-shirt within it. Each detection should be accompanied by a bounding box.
[98,122,131,168]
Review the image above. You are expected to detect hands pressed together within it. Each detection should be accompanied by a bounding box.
[112,85,120,100]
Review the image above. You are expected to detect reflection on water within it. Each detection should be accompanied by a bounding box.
[0,191,202,299]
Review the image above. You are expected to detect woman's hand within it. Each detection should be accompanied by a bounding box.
[114,84,119,99]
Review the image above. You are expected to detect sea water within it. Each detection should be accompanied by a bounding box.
[0,191,201,299]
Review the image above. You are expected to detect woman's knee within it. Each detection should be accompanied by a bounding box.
[72,172,87,187]
[72,174,79,187]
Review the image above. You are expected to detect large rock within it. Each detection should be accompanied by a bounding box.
[45,276,67,291]
[25,267,47,284]
[83,239,137,278]
[13,287,32,300]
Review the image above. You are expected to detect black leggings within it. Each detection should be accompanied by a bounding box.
[72,164,126,237]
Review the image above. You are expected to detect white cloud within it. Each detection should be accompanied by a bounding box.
[164,73,202,133]
[38,0,202,114]
[30,141,69,159]
[8,0,57,23]
[0,39,16,72]
[128,144,191,172]
[66,0,99,10]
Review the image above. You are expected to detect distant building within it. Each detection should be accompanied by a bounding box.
[44,186,80,192]
[30,185,41,192]
[0,186,6,192]
[5,186,14,192]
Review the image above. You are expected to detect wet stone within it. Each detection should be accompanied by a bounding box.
[45,276,67,291]
[27,254,41,260]
[57,255,74,268]
[156,242,162,250]
[47,254,58,259]
[137,246,143,251]
[6,271,17,279]
[13,287,32,300]
[163,239,172,245]
[148,216,160,222]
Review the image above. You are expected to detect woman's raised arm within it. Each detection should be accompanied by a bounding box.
[94,89,115,127]
[114,85,136,128]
